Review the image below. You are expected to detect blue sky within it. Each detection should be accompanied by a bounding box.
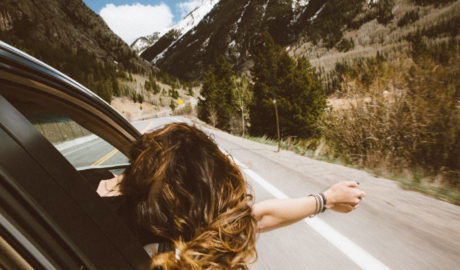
[82,0,203,44]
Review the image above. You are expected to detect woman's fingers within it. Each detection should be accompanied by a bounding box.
[344,181,359,188]
[324,181,365,209]
[330,203,354,213]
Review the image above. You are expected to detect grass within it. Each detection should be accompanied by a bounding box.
[242,135,460,205]
[397,176,460,205]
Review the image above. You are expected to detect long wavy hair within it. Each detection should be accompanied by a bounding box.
[120,123,257,269]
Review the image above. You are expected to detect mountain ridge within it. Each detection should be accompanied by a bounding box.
[142,0,459,81]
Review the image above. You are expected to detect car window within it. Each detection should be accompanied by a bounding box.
[5,99,129,170]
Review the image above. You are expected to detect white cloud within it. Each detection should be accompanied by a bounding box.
[177,0,202,18]
[100,3,173,45]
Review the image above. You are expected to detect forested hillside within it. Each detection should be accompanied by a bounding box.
[0,0,150,102]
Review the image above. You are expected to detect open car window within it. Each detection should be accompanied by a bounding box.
[6,98,129,170]
[1,95,130,176]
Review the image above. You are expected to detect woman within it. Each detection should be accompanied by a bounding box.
[98,123,365,269]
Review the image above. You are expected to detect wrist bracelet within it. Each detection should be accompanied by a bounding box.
[308,193,326,217]
[308,194,318,217]
[320,193,327,212]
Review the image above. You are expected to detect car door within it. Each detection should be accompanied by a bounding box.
[0,43,150,269]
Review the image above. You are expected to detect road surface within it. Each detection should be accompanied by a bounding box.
[61,116,460,270]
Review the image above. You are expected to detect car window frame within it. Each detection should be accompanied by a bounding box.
[0,41,141,159]
[0,41,152,269]
[0,95,150,270]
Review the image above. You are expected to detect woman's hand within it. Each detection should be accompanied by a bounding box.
[323,181,365,213]
[97,174,123,197]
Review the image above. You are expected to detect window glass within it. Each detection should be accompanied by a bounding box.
[6,99,129,170]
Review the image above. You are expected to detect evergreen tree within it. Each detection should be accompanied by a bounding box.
[249,32,282,137]
[233,75,253,135]
[198,55,236,130]
[187,87,194,96]
[250,32,326,138]
[170,99,176,112]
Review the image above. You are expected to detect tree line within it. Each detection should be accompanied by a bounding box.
[198,31,459,191]
[198,32,326,139]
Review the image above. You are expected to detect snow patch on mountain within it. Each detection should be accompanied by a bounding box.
[152,0,219,63]
[262,0,270,18]
[131,33,160,55]
[174,0,219,34]
[292,0,309,10]
[131,37,150,54]
[172,0,218,39]
[237,1,251,25]
[309,3,325,22]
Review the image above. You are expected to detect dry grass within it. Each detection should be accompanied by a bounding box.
[320,52,459,188]
[115,73,199,120]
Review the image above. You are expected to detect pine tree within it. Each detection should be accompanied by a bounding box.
[250,32,326,138]
[249,32,281,137]
[198,55,236,130]
[233,76,253,136]
[170,99,176,112]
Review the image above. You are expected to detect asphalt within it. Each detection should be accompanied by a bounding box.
[63,116,460,270]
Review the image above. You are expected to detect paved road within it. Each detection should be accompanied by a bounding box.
[61,116,460,270]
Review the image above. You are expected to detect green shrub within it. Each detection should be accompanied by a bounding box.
[337,38,355,52]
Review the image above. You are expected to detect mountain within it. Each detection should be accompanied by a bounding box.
[131,33,160,55]
[141,0,219,66]
[141,0,459,80]
[0,0,150,73]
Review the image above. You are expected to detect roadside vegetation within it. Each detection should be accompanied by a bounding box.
[320,39,459,198]
[197,30,459,204]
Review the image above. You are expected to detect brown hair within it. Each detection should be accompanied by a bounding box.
[120,123,257,269]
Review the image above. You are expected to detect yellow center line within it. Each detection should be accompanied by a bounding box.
[91,121,153,167]
[141,121,154,133]
[92,149,118,166]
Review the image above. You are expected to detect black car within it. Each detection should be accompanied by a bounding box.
[0,41,151,269]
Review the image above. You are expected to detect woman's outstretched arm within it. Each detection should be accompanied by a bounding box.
[252,181,365,233]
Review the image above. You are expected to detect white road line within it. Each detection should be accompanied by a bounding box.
[171,116,184,123]
[219,147,391,270]
[55,134,98,152]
